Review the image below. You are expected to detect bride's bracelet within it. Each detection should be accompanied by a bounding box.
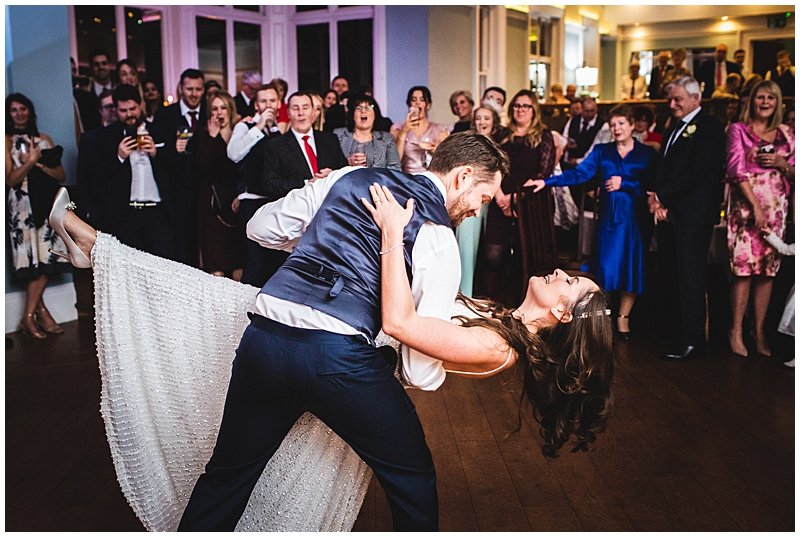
[379,242,404,255]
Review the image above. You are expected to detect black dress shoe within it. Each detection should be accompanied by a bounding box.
[661,345,705,361]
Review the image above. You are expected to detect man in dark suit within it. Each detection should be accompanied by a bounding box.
[697,44,742,99]
[254,91,347,280]
[233,71,261,118]
[563,96,604,169]
[153,68,206,266]
[93,84,175,259]
[648,76,726,360]
[648,50,674,99]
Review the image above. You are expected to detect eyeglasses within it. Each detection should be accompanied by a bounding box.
[354,104,374,112]
[512,103,534,110]
[100,104,116,110]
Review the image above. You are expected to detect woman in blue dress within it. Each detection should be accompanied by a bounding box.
[531,104,656,339]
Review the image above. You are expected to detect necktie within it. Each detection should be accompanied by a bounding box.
[664,121,684,155]
[188,111,198,131]
[302,135,319,175]
[580,120,587,134]
[716,62,723,88]
[630,77,636,99]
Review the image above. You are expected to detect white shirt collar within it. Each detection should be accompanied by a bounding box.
[241,92,251,106]
[419,171,447,203]
[680,106,702,125]
[179,99,200,118]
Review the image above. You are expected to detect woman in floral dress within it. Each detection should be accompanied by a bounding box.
[726,80,795,357]
[6,93,70,339]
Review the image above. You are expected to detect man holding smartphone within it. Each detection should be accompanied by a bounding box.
[92,84,175,259]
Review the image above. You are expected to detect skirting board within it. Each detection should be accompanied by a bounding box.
[5,282,78,334]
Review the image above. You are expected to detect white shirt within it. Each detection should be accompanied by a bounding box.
[227,116,270,200]
[227,117,266,164]
[93,80,113,97]
[664,105,702,155]
[179,99,201,129]
[619,75,647,100]
[246,166,460,391]
[128,151,161,202]
[240,91,251,107]
[291,127,317,176]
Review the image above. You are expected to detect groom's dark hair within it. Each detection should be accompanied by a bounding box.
[428,131,509,184]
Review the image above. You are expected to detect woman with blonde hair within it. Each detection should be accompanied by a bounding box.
[193,91,244,279]
[478,89,555,303]
[726,79,795,357]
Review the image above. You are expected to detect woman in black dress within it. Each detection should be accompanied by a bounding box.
[478,89,555,304]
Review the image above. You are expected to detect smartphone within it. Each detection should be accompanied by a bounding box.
[758,144,775,154]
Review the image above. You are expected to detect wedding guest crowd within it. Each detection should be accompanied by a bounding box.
[15,47,795,367]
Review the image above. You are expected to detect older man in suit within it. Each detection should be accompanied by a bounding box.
[698,44,742,99]
[252,91,347,281]
[648,76,726,360]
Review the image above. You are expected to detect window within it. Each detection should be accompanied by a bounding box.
[73,6,164,88]
[296,24,330,91]
[234,22,261,91]
[293,6,375,94]
[337,19,372,91]
[124,8,163,88]
[196,17,227,85]
[74,6,117,71]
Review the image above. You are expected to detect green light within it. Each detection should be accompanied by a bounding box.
[786,12,792,18]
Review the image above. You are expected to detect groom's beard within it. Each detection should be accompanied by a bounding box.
[448,193,473,228]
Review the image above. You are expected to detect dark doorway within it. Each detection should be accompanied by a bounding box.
[752,39,794,78]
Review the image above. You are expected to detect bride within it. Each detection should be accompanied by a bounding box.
[49,186,614,532]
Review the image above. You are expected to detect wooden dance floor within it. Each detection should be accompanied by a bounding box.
[5,317,795,531]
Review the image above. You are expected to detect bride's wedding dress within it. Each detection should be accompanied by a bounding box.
[93,232,373,531]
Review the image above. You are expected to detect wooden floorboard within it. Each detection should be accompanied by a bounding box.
[4,316,795,532]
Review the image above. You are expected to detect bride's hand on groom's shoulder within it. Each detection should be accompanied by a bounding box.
[361,183,415,236]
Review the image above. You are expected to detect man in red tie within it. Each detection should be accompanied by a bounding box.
[254,92,348,280]
[699,43,741,99]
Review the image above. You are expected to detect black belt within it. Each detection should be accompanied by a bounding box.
[129,201,160,209]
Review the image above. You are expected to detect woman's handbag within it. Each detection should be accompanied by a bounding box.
[26,145,64,228]
[210,183,238,228]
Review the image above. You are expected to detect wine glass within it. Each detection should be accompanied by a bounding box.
[349,141,367,167]
[418,134,435,168]
[176,126,193,155]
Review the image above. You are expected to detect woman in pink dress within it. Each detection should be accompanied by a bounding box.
[726,80,795,357]
[390,86,449,173]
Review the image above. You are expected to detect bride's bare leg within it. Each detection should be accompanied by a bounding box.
[63,211,97,261]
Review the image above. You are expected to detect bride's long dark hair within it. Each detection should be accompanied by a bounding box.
[453,289,614,459]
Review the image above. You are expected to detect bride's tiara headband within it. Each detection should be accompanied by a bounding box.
[577,308,611,319]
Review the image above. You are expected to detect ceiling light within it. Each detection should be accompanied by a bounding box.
[721,16,729,21]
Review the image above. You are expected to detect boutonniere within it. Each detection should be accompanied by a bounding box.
[681,124,697,138]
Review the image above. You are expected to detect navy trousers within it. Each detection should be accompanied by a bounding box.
[178,315,438,531]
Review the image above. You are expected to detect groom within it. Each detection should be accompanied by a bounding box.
[178,131,509,531]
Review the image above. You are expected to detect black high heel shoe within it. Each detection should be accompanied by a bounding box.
[616,315,631,342]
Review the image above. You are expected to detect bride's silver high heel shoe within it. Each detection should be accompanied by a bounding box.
[48,188,92,269]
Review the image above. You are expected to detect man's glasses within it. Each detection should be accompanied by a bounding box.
[354,104,374,112]
[512,103,534,110]
[100,104,116,111]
